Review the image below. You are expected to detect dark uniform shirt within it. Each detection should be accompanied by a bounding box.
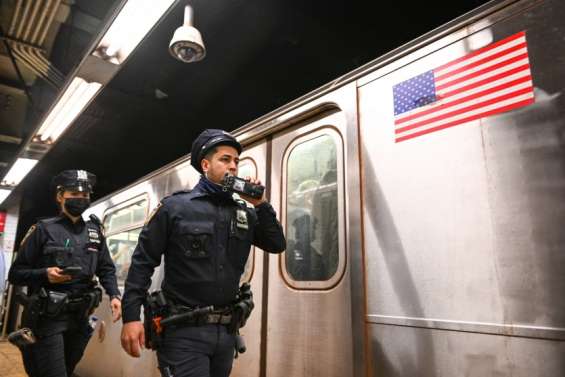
[122,181,286,322]
[8,215,120,298]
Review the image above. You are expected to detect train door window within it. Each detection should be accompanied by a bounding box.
[283,129,344,287]
[103,197,148,233]
[237,158,257,283]
[106,229,142,284]
[103,196,149,285]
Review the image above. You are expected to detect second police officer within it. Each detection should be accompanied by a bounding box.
[120,129,286,377]
[8,170,122,377]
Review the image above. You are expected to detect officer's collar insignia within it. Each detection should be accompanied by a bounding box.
[236,209,248,230]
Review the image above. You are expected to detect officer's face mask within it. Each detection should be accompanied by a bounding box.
[64,197,91,217]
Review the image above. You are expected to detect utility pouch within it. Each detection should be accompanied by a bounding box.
[45,291,68,317]
[8,328,37,348]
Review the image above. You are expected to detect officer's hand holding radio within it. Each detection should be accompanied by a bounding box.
[46,267,72,283]
[239,176,266,206]
[221,173,266,206]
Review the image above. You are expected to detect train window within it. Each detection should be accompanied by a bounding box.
[237,158,257,283]
[285,133,340,283]
[103,196,149,285]
[103,197,148,234]
[106,228,142,285]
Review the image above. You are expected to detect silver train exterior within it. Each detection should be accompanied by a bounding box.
[77,0,565,376]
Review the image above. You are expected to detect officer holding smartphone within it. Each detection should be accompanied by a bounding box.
[121,129,286,377]
[8,170,121,377]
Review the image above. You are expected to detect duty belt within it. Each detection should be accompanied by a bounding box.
[159,306,232,328]
[203,313,232,325]
[66,297,89,312]
[171,306,232,325]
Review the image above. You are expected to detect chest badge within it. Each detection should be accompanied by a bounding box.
[236,209,249,230]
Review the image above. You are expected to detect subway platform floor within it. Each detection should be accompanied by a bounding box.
[0,339,26,377]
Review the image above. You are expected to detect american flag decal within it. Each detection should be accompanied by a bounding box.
[393,31,534,143]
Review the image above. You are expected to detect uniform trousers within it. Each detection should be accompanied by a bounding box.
[157,324,236,377]
[21,319,92,377]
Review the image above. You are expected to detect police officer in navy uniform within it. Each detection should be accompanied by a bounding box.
[120,129,286,377]
[8,170,122,377]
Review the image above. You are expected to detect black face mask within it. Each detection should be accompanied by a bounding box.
[64,198,90,217]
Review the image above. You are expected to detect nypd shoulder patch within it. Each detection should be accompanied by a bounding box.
[20,224,37,247]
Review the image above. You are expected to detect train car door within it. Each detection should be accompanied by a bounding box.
[264,83,365,377]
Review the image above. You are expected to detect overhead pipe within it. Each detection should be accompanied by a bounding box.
[37,0,61,46]
[0,24,34,103]
[14,0,32,39]
[20,44,62,78]
[21,47,64,85]
[31,0,56,45]
[8,0,23,36]
[11,46,62,88]
[22,0,42,41]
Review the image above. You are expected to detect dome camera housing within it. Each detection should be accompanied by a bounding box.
[169,25,206,63]
[169,5,205,63]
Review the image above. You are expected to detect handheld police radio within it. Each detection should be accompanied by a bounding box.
[221,173,264,199]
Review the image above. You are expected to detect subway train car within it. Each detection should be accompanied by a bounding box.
[77,0,565,375]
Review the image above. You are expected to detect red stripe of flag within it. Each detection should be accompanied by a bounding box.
[396,98,534,142]
[438,63,531,98]
[435,52,529,91]
[396,86,534,134]
[434,42,527,82]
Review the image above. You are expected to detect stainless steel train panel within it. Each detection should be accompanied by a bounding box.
[359,0,565,375]
[368,323,565,377]
[266,83,360,377]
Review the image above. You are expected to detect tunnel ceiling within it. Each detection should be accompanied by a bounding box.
[0,0,490,233]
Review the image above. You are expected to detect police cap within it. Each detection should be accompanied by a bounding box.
[190,129,242,174]
[52,170,96,193]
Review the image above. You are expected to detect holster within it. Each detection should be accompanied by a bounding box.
[45,291,68,317]
[82,288,103,317]
[17,289,48,330]
[227,283,255,334]
[143,291,169,350]
[10,290,48,347]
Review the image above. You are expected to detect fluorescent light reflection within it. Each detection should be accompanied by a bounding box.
[97,0,176,64]
[0,189,11,204]
[36,77,102,143]
[1,158,39,186]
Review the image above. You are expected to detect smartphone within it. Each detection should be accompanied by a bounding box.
[62,266,82,276]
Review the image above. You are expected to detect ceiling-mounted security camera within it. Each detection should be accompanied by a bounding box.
[169,5,206,63]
